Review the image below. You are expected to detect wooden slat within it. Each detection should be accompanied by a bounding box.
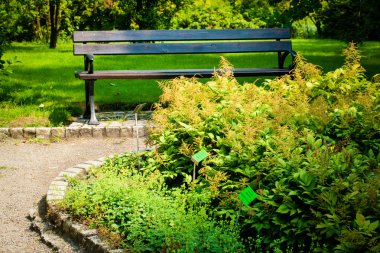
[73,28,290,43]
[74,41,292,55]
[75,68,291,79]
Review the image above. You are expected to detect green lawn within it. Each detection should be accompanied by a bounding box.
[0,39,379,127]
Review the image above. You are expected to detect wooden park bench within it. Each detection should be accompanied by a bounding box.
[73,28,296,125]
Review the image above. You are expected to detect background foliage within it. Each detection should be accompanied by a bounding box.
[1,0,379,68]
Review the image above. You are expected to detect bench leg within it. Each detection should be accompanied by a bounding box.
[87,80,99,125]
[83,81,91,119]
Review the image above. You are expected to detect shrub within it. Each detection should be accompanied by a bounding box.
[63,44,379,252]
[148,44,379,252]
[48,107,72,126]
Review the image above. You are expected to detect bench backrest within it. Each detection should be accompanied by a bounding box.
[73,28,292,56]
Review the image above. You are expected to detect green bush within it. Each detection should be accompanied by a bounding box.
[171,1,266,29]
[48,107,71,126]
[148,44,379,252]
[62,44,379,252]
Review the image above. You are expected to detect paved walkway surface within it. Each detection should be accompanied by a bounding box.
[0,137,144,253]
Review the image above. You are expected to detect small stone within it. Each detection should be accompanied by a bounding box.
[10,128,24,139]
[28,208,37,221]
[36,127,51,139]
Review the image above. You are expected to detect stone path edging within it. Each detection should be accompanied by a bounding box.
[45,155,123,253]
[0,120,154,140]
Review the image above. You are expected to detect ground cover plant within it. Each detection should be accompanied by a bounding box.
[60,44,379,252]
[0,40,379,127]
[63,154,246,252]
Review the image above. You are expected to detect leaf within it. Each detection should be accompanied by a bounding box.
[356,212,366,226]
[278,158,287,168]
[314,139,322,148]
[299,170,313,187]
[368,220,379,232]
[276,203,290,214]
[307,134,315,144]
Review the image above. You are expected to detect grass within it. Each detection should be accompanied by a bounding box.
[0,39,379,127]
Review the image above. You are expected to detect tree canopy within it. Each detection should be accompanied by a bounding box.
[0,0,379,53]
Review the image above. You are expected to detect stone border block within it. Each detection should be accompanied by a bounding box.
[23,127,36,138]
[92,126,106,138]
[48,184,67,191]
[50,180,69,187]
[0,128,10,137]
[51,127,65,138]
[133,125,145,137]
[120,125,133,137]
[58,171,78,178]
[80,125,93,137]
[65,127,80,138]
[46,151,150,252]
[84,160,103,168]
[10,128,24,139]
[73,163,93,173]
[36,127,51,139]
[66,167,86,177]
[105,126,120,138]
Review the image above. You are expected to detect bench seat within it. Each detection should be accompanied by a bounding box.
[75,68,291,80]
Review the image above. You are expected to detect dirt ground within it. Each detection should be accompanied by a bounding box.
[0,137,144,253]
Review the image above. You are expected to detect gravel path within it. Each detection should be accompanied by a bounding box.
[0,137,143,253]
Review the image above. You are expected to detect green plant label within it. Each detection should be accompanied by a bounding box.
[238,186,257,206]
[191,150,209,165]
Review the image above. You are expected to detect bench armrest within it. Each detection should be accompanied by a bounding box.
[279,50,297,70]
[84,54,94,74]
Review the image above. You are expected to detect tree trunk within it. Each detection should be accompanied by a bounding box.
[35,10,42,40]
[49,0,60,49]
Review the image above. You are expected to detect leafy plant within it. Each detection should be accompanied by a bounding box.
[63,153,246,252]
[62,44,379,252]
[148,44,379,251]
